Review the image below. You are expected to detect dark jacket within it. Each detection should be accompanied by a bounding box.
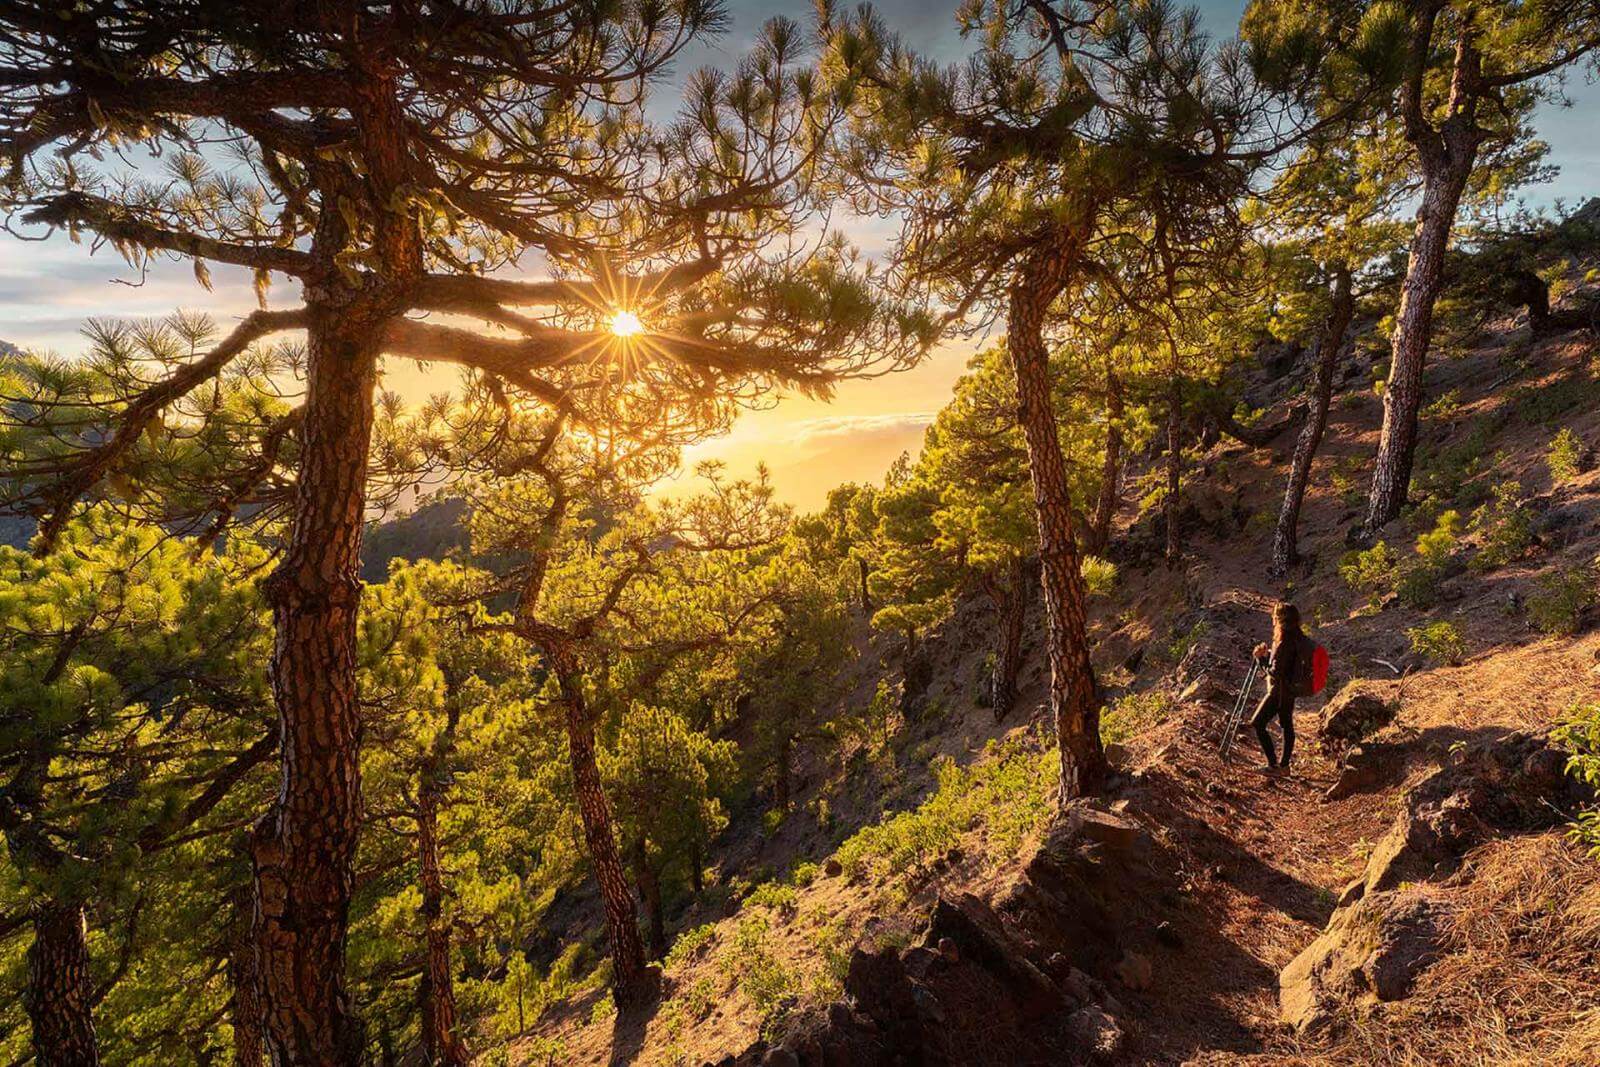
[1266,632,1300,699]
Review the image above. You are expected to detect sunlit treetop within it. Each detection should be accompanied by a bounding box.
[0,2,937,546]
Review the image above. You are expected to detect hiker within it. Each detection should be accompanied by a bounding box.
[1250,601,1303,771]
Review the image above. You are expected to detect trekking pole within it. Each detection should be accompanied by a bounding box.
[1219,660,1260,761]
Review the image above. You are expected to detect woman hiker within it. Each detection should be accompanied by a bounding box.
[1250,601,1303,772]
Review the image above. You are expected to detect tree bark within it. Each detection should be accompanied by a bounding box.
[688,843,704,895]
[1005,240,1108,803]
[1164,373,1182,563]
[1364,26,1483,534]
[631,839,667,960]
[417,764,468,1066]
[857,557,872,615]
[1272,265,1355,575]
[988,555,1027,721]
[551,648,657,1007]
[228,889,265,1067]
[1089,365,1123,554]
[27,901,99,1067]
[251,301,381,1065]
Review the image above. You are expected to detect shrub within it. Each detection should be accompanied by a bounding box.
[832,740,1054,883]
[1408,621,1467,666]
[1548,428,1585,484]
[1411,419,1499,514]
[1341,540,1397,601]
[1423,388,1464,421]
[1101,690,1173,746]
[789,861,821,887]
[1470,482,1534,572]
[730,915,798,1030]
[1554,701,1600,857]
[1080,554,1117,596]
[747,881,799,916]
[1163,619,1207,666]
[1398,511,1463,608]
[664,923,717,971]
[1527,560,1598,636]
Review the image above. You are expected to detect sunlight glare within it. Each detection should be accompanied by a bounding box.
[609,310,644,337]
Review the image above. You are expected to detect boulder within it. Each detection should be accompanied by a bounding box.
[1282,730,1590,1033]
[1065,1005,1126,1062]
[1323,742,1401,802]
[1063,801,1146,854]
[1281,888,1447,1033]
[1318,679,1399,752]
[924,893,1060,1017]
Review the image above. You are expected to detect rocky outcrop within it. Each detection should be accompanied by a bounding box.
[1317,679,1399,753]
[710,803,1162,1065]
[1281,731,1590,1034]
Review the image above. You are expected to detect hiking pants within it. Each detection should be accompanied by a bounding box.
[1252,686,1295,768]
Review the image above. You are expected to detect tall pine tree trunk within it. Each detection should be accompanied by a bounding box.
[252,301,381,1064]
[551,647,656,1007]
[27,901,98,1067]
[857,557,872,614]
[988,555,1026,721]
[228,888,265,1067]
[1089,365,1124,554]
[1272,265,1355,574]
[1164,372,1182,563]
[417,766,468,1066]
[1006,239,1108,802]
[1364,30,1483,534]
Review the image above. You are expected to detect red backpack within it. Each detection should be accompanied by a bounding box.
[1294,635,1329,697]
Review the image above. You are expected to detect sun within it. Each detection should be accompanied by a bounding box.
[609,310,644,338]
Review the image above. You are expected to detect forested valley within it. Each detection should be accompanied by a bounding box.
[2,1,1600,1064]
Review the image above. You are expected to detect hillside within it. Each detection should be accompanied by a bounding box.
[515,277,1600,1065]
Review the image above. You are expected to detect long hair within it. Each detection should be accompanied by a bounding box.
[1272,602,1302,648]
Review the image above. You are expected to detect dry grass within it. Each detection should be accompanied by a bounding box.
[1308,834,1600,1066]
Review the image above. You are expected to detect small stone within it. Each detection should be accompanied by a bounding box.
[1115,950,1153,991]
[1066,1005,1126,1061]
[826,1000,853,1029]
[937,936,960,964]
[824,857,843,878]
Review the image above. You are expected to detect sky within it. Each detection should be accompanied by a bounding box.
[2,1,1597,511]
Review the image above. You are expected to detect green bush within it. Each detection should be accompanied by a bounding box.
[1422,388,1464,421]
[1548,428,1585,484]
[1080,554,1117,596]
[1554,701,1600,857]
[663,923,717,971]
[1341,540,1398,610]
[1101,690,1173,746]
[1398,511,1463,608]
[1407,621,1467,666]
[729,915,799,1031]
[1470,482,1534,572]
[1527,560,1598,636]
[832,739,1055,883]
[789,861,821,887]
[746,881,799,916]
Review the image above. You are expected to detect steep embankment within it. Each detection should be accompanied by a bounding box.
[514,281,1600,1065]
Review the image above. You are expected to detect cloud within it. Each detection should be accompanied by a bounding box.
[788,411,935,450]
